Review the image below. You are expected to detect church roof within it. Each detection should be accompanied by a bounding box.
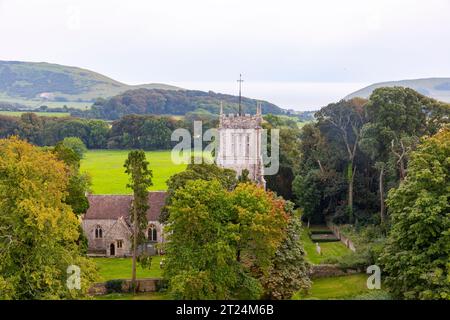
[84,192,167,221]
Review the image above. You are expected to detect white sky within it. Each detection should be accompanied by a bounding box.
[1,0,449,110]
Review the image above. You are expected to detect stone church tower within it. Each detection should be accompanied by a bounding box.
[216,102,266,188]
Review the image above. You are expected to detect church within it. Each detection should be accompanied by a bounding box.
[216,102,266,188]
[81,77,265,257]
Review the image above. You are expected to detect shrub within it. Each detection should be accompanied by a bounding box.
[105,279,125,293]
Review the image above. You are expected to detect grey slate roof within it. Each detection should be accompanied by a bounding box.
[84,192,167,221]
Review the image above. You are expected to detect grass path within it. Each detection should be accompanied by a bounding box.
[80,150,188,194]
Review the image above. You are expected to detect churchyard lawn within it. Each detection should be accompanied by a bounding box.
[292,274,390,300]
[301,227,350,264]
[93,256,163,281]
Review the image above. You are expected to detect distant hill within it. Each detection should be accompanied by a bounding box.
[0,60,180,109]
[345,78,450,102]
[73,88,287,120]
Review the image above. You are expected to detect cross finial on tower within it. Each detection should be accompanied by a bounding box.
[237,74,244,116]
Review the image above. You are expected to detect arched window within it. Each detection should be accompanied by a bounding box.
[95,225,103,239]
[148,225,157,242]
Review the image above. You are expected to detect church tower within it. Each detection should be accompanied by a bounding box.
[216,75,266,188]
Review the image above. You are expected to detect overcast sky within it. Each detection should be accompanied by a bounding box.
[1,0,449,110]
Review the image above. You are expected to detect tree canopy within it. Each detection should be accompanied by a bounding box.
[380,127,450,300]
[163,180,302,299]
[0,137,98,299]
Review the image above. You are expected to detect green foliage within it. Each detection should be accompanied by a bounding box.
[237,168,251,183]
[53,141,92,215]
[161,162,237,223]
[0,137,98,299]
[262,209,311,299]
[124,150,153,246]
[380,128,450,300]
[163,180,291,300]
[294,87,450,225]
[105,280,125,293]
[80,88,285,120]
[263,115,302,200]
[60,137,87,159]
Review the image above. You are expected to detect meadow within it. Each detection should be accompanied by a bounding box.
[80,149,189,194]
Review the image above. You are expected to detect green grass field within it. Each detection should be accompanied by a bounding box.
[301,227,350,264]
[93,256,163,281]
[0,110,71,117]
[292,274,372,300]
[80,150,189,194]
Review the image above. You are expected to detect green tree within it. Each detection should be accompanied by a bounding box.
[261,206,311,299]
[161,162,237,223]
[53,142,91,215]
[380,128,450,299]
[0,137,98,299]
[163,180,291,299]
[124,150,153,293]
[316,98,366,222]
[237,169,251,183]
[60,137,87,159]
[361,87,450,224]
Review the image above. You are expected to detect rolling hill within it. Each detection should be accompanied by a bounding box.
[0,60,180,109]
[345,78,450,102]
[73,87,287,120]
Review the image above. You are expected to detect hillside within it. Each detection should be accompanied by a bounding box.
[0,60,180,109]
[72,88,287,120]
[345,78,450,102]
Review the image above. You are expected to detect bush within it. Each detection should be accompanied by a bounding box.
[105,279,125,293]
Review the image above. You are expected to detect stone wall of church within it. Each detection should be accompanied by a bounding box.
[217,113,265,186]
[82,219,164,257]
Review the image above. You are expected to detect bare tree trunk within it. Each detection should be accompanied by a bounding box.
[131,206,137,294]
[379,166,385,224]
[348,162,356,223]
[317,159,324,174]
[399,159,406,181]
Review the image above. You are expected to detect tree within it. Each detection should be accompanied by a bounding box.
[60,137,87,159]
[53,142,91,215]
[380,128,450,299]
[237,169,251,183]
[261,205,311,299]
[163,180,291,299]
[161,162,237,223]
[316,98,366,222]
[0,137,98,299]
[264,122,302,200]
[124,150,153,293]
[361,87,450,224]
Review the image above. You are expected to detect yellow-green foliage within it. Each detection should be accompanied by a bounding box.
[0,137,98,299]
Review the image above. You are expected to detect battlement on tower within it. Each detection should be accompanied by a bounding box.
[219,113,262,129]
